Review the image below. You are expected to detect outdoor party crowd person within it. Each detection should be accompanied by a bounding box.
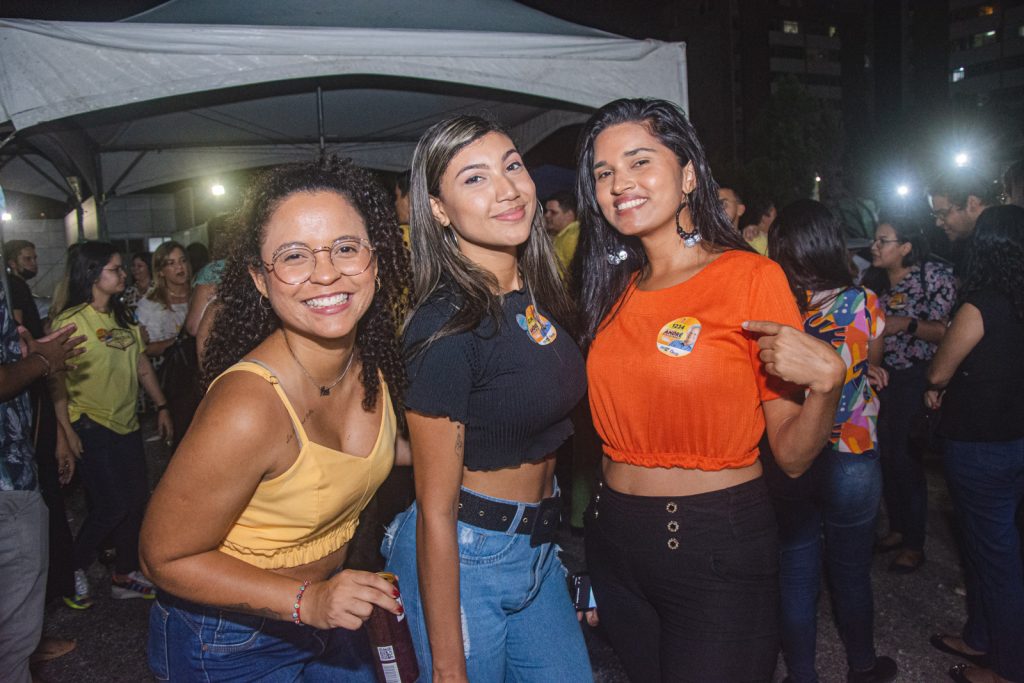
[4,98,1023,683]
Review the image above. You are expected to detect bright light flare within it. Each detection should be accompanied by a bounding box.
[814,174,822,183]
[954,152,969,167]
[0,212,11,222]
[211,184,226,197]
[896,184,910,197]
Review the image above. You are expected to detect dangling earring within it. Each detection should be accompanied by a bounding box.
[675,195,701,248]
[258,295,272,318]
[606,243,629,266]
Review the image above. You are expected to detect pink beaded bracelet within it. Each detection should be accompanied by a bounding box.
[292,580,311,625]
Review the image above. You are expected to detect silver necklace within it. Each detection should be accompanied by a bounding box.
[283,334,355,397]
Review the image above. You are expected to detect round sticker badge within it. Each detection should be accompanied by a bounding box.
[888,292,907,310]
[516,305,557,345]
[656,317,702,357]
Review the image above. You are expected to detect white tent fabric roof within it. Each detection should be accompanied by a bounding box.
[0,0,687,202]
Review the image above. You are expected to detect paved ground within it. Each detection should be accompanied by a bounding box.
[35,417,972,682]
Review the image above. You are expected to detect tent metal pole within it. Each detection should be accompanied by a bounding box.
[94,153,108,240]
[316,86,325,157]
[107,151,148,197]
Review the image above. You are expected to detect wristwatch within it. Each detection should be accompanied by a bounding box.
[907,318,919,336]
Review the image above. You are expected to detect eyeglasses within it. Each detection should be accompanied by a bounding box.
[930,206,959,221]
[871,238,901,246]
[263,237,375,285]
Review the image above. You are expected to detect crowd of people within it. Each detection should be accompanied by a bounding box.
[1,99,1023,683]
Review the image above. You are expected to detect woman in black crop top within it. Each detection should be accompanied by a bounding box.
[924,205,1024,683]
[381,116,593,682]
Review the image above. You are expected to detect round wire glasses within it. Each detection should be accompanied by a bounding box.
[263,237,375,285]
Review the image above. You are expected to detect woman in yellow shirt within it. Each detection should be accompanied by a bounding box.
[140,158,409,680]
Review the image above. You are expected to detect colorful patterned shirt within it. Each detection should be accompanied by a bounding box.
[804,287,885,454]
[879,262,956,370]
[0,287,38,491]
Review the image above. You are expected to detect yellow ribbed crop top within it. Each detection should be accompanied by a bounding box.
[212,361,396,569]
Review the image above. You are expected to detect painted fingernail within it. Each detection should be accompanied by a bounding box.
[393,589,400,598]
[397,605,404,614]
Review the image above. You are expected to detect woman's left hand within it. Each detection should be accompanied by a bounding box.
[743,320,846,394]
[157,410,174,445]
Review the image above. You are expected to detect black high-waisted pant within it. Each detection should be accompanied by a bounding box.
[585,476,780,683]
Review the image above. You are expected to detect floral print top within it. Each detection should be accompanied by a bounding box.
[805,287,884,454]
[879,261,956,370]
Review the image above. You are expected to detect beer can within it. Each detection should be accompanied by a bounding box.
[366,572,420,683]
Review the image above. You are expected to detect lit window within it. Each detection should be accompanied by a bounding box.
[1019,24,1024,38]
[951,66,965,82]
[828,25,837,38]
[971,30,998,47]
[783,20,800,34]
[979,5,995,16]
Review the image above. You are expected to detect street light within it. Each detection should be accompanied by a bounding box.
[0,212,11,222]
[896,184,910,197]
[954,152,970,167]
[211,183,226,197]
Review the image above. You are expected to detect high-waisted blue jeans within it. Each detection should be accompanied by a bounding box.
[381,491,592,683]
[765,447,883,682]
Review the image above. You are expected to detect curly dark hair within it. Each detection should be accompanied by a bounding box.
[574,98,751,350]
[203,157,410,416]
[960,205,1024,320]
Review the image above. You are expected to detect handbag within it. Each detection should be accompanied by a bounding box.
[157,329,200,401]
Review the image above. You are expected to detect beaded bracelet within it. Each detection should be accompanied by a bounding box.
[292,580,311,625]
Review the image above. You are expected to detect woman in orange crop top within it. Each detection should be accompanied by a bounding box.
[574,99,846,683]
[139,158,409,681]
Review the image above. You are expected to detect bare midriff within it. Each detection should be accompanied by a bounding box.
[461,454,557,504]
[602,456,762,497]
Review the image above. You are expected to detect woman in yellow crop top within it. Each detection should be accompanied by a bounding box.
[574,99,847,683]
[140,158,410,681]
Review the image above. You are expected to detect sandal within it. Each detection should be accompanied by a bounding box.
[888,549,925,574]
[930,634,989,667]
[30,637,76,663]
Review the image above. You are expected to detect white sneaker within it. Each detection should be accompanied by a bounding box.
[62,569,93,610]
[111,570,156,600]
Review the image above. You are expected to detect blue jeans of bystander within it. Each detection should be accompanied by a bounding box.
[943,438,1024,683]
[765,447,883,682]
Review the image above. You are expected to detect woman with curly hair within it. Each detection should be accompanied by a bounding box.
[574,99,845,682]
[140,158,409,681]
[381,115,592,681]
[925,205,1024,683]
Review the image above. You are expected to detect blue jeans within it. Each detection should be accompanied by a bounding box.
[878,364,929,550]
[943,438,1024,682]
[381,493,592,682]
[72,416,147,575]
[147,594,377,682]
[765,448,882,682]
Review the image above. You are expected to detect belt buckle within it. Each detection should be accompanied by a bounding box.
[529,497,561,547]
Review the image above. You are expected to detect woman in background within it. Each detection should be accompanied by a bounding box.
[925,205,1024,683]
[865,217,955,573]
[767,199,895,683]
[122,251,153,310]
[52,241,173,607]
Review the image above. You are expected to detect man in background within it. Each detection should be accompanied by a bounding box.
[543,190,579,277]
[718,185,746,230]
[740,196,777,256]
[928,170,998,274]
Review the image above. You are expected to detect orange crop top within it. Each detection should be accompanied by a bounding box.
[211,361,396,569]
[587,250,803,471]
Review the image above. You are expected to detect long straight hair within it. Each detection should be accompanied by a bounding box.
[768,199,854,313]
[146,240,191,310]
[65,241,135,329]
[574,98,751,350]
[406,115,572,346]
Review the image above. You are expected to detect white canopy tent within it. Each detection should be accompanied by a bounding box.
[0,0,687,206]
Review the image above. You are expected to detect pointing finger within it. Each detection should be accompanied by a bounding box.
[742,320,785,336]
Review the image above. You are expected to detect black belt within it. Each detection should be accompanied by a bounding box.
[457,489,561,547]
